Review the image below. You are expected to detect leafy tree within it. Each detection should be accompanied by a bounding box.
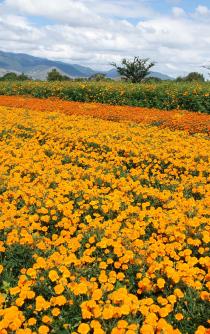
[89,73,106,81]
[176,72,205,82]
[18,72,30,81]
[47,68,70,81]
[0,72,30,81]
[0,72,18,81]
[111,57,155,83]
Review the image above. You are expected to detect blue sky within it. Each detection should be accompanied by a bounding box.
[0,0,210,76]
[154,0,210,12]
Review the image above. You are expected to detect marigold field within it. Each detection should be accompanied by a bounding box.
[0,97,210,334]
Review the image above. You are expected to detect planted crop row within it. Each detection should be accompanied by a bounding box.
[0,81,210,113]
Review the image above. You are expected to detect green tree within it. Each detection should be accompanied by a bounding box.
[0,72,18,80]
[111,57,155,83]
[47,68,70,81]
[89,73,106,81]
[18,72,30,81]
[176,72,205,82]
[0,72,30,81]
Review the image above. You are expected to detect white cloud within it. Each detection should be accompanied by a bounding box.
[172,7,186,17]
[195,5,210,16]
[0,0,210,76]
[4,0,102,27]
[4,0,155,21]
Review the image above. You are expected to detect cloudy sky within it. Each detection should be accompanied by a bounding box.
[0,0,210,76]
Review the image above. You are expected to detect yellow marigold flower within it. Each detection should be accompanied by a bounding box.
[102,306,114,320]
[38,325,49,334]
[54,295,66,306]
[111,328,124,334]
[27,291,35,299]
[54,284,64,295]
[10,286,20,295]
[140,324,154,334]
[117,320,128,329]
[48,270,59,282]
[78,323,90,334]
[35,296,50,311]
[117,272,125,281]
[157,297,168,306]
[16,298,24,307]
[28,318,37,326]
[92,289,102,301]
[42,315,52,323]
[195,326,207,334]
[99,262,107,269]
[94,328,105,334]
[128,324,138,331]
[16,329,32,334]
[167,295,177,304]
[174,288,184,299]
[90,320,102,329]
[89,236,95,244]
[51,307,60,317]
[158,307,170,318]
[175,313,184,321]
[200,291,209,301]
[26,268,36,278]
[157,278,165,289]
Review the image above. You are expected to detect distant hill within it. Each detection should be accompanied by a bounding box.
[0,50,174,80]
[106,68,173,80]
[0,51,97,79]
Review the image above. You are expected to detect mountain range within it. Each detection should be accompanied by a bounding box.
[0,51,173,80]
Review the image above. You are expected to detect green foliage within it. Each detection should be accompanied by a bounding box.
[176,72,205,82]
[89,73,107,81]
[111,57,155,83]
[0,80,210,113]
[1,244,35,286]
[167,286,210,333]
[144,77,162,83]
[47,68,71,81]
[0,72,30,81]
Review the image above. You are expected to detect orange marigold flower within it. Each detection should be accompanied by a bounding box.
[175,313,184,321]
[92,289,102,301]
[140,324,154,334]
[117,320,128,329]
[157,278,165,289]
[174,288,184,299]
[54,284,64,295]
[38,325,49,334]
[28,318,37,326]
[48,270,59,282]
[195,326,207,334]
[78,323,90,334]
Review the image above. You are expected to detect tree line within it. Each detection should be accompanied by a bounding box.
[0,57,209,83]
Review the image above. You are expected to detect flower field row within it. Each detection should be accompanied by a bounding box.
[0,96,209,134]
[0,81,210,113]
[0,101,209,334]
